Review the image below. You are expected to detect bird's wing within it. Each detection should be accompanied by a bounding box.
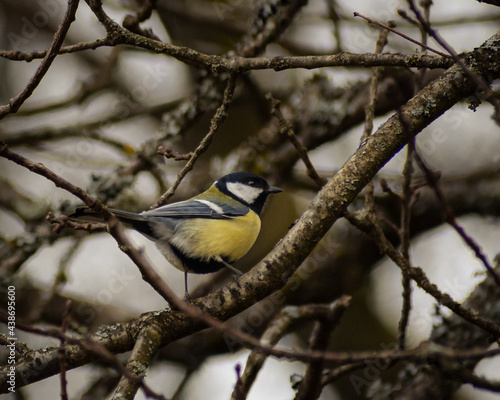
[141,199,249,220]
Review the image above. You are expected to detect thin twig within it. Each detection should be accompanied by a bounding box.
[1,1,453,75]
[122,0,160,40]
[365,21,415,351]
[151,74,239,208]
[58,300,72,400]
[326,0,344,53]
[293,298,351,400]
[46,212,107,234]
[452,368,500,392]
[171,367,197,400]
[157,146,193,161]
[362,25,391,140]
[412,149,500,287]
[0,38,110,61]
[406,0,500,113]
[398,143,415,350]
[0,0,80,119]
[360,24,389,223]
[321,362,367,386]
[0,144,101,209]
[396,1,433,350]
[353,12,450,58]
[267,94,327,188]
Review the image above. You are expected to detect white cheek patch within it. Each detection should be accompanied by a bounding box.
[226,182,263,204]
[195,199,224,214]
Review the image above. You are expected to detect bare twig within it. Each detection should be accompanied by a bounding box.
[452,369,500,393]
[396,1,433,349]
[358,24,388,234]
[151,74,238,208]
[58,300,72,400]
[46,212,107,234]
[157,146,193,161]
[0,0,80,119]
[293,298,351,400]
[0,143,102,209]
[267,94,327,188]
[406,0,500,113]
[326,0,344,52]
[321,362,367,386]
[411,149,500,287]
[397,143,415,350]
[362,25,391,140]
[0,38,110,61]
[122,0,160,40]
[0,0,453,75]
[353,12,449,57]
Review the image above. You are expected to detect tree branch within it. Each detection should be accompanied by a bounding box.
[151,73,238,208]
[0,0,80,119]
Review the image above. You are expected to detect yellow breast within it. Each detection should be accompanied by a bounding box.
[174,210,261,262]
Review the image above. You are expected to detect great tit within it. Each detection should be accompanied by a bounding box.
[69,172,282,296]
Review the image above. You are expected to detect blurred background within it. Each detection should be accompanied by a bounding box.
[1,0,500,399]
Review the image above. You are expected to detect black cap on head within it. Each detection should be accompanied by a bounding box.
[215,172,282,215]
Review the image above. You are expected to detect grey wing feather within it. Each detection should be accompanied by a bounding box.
[141,199,248,220]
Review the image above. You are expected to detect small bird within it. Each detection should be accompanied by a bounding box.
[69,172,282,297]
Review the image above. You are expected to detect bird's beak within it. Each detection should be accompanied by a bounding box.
[268,185,283,194]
